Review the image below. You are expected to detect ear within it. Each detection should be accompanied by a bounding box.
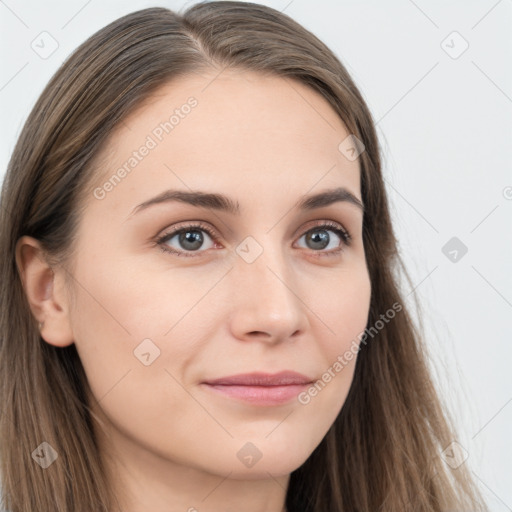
[15,236,74,347]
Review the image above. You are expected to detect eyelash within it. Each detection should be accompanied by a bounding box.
[156,220,352,258]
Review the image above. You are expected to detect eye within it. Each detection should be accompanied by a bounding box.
[156,221,218,257]
[156,220,352,258]
[294,221,351,257]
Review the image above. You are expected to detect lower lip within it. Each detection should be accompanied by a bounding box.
[202,383,310,406]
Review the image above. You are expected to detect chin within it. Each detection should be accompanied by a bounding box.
[202,438,314,480]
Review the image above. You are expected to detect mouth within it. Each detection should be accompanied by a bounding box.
[200,371,314,406]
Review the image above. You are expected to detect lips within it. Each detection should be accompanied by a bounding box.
[201,371,314,406]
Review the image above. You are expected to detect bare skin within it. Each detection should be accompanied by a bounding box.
[16,68,371,512]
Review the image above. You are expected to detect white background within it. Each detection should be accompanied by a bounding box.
[1,1,511,510]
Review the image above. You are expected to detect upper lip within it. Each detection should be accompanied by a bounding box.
[202,371,313,386]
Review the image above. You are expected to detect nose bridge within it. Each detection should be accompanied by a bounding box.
[228,235,307,340]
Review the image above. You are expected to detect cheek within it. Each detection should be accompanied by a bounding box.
[314,264,372,357]
[69,267,210,462]
[69,258,225,402]
[301,265,371,412]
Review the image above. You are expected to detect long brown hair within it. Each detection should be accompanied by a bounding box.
[0,2,488,511]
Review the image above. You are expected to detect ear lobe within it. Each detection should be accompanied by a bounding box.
[15,236,75,347]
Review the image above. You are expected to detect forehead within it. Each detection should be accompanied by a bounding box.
[88,69,361,217]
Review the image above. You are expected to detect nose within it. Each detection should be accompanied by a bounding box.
[227,245,308,344]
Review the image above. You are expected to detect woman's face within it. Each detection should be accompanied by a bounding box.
[62,69,371,482]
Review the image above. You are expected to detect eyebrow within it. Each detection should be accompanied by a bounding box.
[128,186,364,218]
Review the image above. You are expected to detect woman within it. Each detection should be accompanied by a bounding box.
[0,2,488,511]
